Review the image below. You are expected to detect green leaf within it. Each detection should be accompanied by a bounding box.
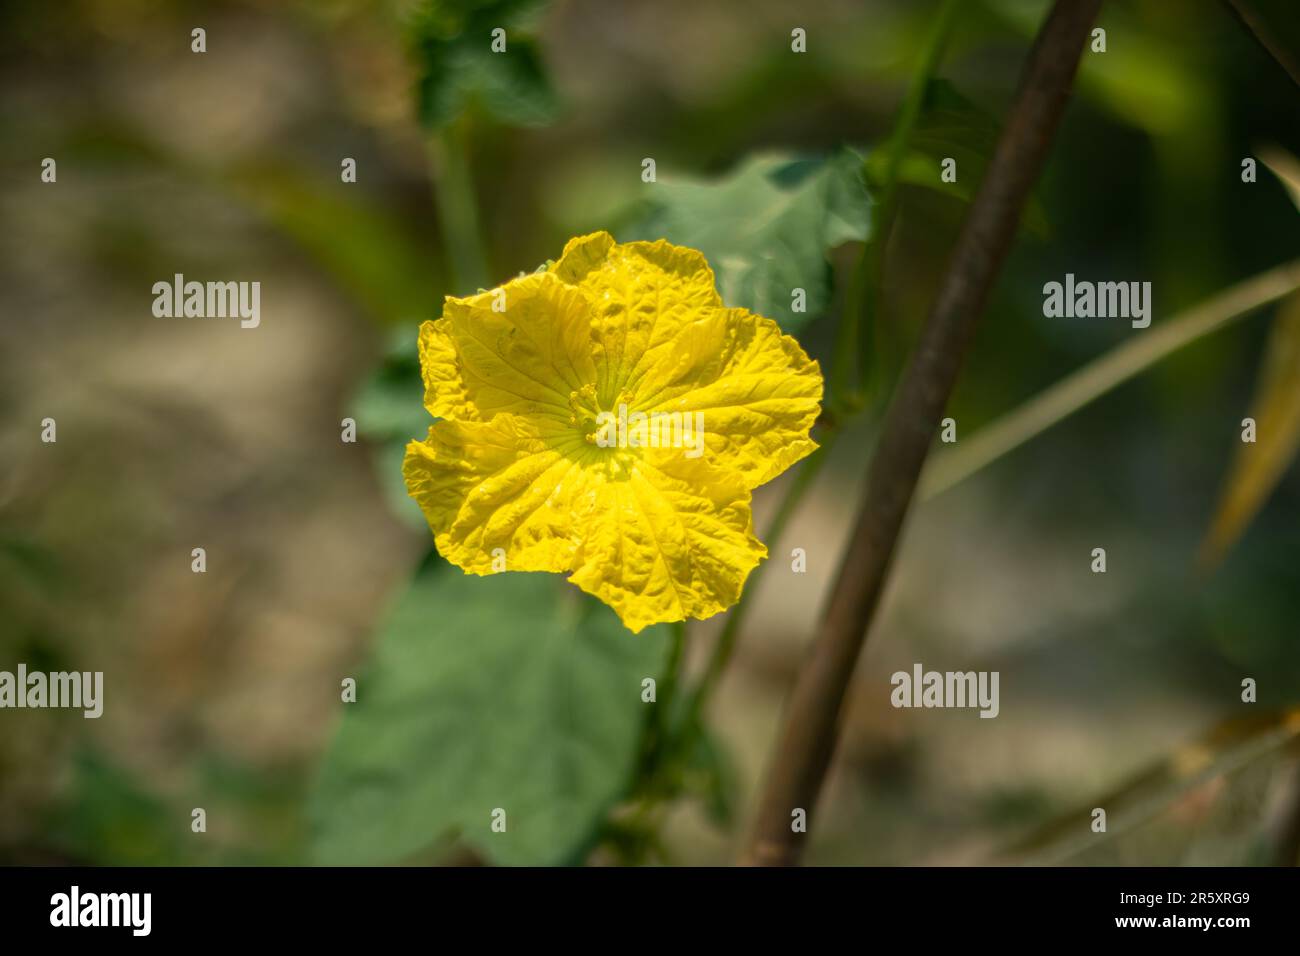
[682,724,738,827]
[48,750,183,866]
[346,328,430,528]
[409,0,559,130]
[989,0,1208,135]
[227,163,434,326]
[349,327,424,438]
[310,562,669,866]
[351,370,428,445]
[867,79,1049,236]
[626,148,874,333]
[0,533,62,589]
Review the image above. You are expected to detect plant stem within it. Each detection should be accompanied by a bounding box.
[614,434,841,858]
[831,0,962,411]
[641,621,688,773]
[1272,757,1300,867]
[875,0,961,234]
[681,428,841,732]
[613,620,687,863]
[659,621,688,725]
[919,258,1300,501]
[430,118,490,293]
[1001,707,1300,865]
[740,0,1101,867]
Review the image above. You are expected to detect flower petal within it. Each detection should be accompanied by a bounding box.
[550,232,722,404]
[417,320,479,421]
[568,455,766,633]
[403,415,598,574]
[632,307,822,489]
[424,271,599,424]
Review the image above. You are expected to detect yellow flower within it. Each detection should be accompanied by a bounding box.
[403,231,823,632]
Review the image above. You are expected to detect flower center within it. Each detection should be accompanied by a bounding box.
[568,383,635,448]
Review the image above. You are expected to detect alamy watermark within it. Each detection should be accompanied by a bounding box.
[890,663,999,718]
[593,404,705,459]
[152,273,260,328]
[50,886,150,936]
[0,664,102,718]
[1042,273,1151,328]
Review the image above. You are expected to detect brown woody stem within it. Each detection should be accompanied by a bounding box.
[739,0,1102,866]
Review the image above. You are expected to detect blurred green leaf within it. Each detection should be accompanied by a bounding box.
[409,0,559,130]
[0,533,62,589]
[47,751,182,866]
[310,562,669,866]
[348,328,431,528]
[376,438,429,530]
[350,327,424,438]
[1200,291,1300,566]
[867,79,1049,236]
[1078,42,1205,135]
[628,148,873,334]
[228,163,434,325]
[682,723,738,827]
[989,0,1209,135]
[352,371,428,444]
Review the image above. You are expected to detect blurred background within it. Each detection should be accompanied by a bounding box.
[1,0,1298,866]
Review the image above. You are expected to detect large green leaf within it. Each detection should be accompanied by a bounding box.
[310,562,669,866]
[409,0,559,130]
[627,148,873,333]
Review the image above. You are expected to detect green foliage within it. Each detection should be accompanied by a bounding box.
[310,561,670,865]
[409,0,559,130]
[348,329,429,528]
[228,163,435,325]
[349,340,424,441]
[681,722,738,827]
[0,532,62,591]
[627,148,873,333]
[46,751,182,865]
[866,79,1049,236]
[986,0,1210,136]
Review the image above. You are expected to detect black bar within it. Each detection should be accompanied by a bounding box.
[0,866,1285,942]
